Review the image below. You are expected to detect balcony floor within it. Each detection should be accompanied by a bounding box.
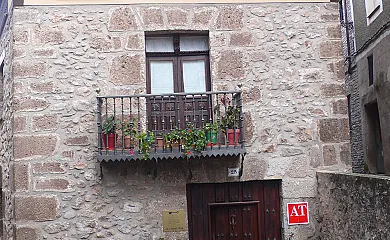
[97,146,246,162]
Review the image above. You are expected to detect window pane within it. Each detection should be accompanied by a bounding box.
[183,60,206,92]
[146,37,174,52]
[180,36,208,52]
[150,61,174,94]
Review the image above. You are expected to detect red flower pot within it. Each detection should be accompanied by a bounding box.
[227,129,240,146]
[102,133,118,150]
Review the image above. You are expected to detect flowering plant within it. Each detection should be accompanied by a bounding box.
[215,96,240,130]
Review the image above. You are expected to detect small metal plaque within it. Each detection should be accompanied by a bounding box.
[162,210,185,232]
[228,168,240,177]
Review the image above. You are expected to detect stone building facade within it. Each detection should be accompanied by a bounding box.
[0,1,350,239]
[346,0,390,174]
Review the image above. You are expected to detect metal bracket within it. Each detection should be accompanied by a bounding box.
[239,154,244,178]
[341,21,354,30]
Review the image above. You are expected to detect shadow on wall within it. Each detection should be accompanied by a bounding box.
[101,156,241,186]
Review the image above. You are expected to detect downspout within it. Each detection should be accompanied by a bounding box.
[343,0,353,74]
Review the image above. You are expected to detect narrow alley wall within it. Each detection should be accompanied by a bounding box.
[317,171,390,239]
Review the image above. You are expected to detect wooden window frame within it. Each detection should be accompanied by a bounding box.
[145,33,211,95]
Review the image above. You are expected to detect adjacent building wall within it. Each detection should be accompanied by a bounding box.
[0,6,15,240]
[353,0,390,51]
[350,0,390,174]
[317,171,390,239]
[355,33,390,174]
[12,3,349,239]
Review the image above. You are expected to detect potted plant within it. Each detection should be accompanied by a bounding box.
[217,96,241,145]
[204,122,218,146]
[164,128,181,150]
[136,131,155,160]
[122,117,137,149]
[102,115,120,150]
[180,124,207,156]
[192,128,207,153]
[181,125,195,154]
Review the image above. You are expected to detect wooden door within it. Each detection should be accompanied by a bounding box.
[209,201,259,240]
[187,181,281,240]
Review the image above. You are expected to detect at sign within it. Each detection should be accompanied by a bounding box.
[287,202,309,225]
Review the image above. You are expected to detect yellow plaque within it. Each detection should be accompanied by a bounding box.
[162,210,185,232]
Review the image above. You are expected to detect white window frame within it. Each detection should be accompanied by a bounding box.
[365,0,383,25]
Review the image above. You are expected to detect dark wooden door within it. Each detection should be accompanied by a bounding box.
[187,181,281,240]
[210,201,259,240]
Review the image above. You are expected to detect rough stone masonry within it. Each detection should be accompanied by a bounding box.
[8,3,350,240]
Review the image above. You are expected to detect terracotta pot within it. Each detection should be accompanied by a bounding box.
[172,142,180,149]
[227,129,240,146]
[102,133,118,150]
[156,137,164,149]
[124,135,131,149]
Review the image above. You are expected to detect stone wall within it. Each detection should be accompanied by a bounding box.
[317,171,390,239]
[12,3,349,239]
[0,8,15,240]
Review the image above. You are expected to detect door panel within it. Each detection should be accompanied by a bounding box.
[264,182,281,240]
[187,181,281,240]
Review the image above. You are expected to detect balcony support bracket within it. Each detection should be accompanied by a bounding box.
[239,153,244,179]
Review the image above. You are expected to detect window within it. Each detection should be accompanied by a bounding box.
[365,0,382,24]
[368,54,374,86]
[145,32,211,131]
[145,32,210,94]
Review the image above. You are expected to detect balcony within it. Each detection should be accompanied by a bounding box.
[97,91,245,162]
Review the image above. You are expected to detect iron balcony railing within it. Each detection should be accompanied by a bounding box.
[97,91,245,162]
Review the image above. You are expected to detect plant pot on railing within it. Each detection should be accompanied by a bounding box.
[156,136,164,149]
[227,129,240,146]
[123,135,137,149]
[102,133,118,150]
[206,131,218,146]
[102,115,120,150]
[204,122,218,146]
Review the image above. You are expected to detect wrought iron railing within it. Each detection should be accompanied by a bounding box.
[96,91,245,161]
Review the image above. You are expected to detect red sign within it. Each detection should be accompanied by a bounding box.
[287,202,309,225]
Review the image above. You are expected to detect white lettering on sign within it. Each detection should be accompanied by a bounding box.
[289,205,307,217]
[228,168,239,177]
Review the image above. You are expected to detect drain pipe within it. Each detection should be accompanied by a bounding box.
[343,0,353,74]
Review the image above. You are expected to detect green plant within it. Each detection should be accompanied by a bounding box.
[220,105,241,129]
[102,115,120,134]
[204,122,218,132]
[214,96,241,130]
[181,123,207,155]
[122,117,137,136]
[136,131,155,160]
[192,129,207,152]
[164,128,181,146]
